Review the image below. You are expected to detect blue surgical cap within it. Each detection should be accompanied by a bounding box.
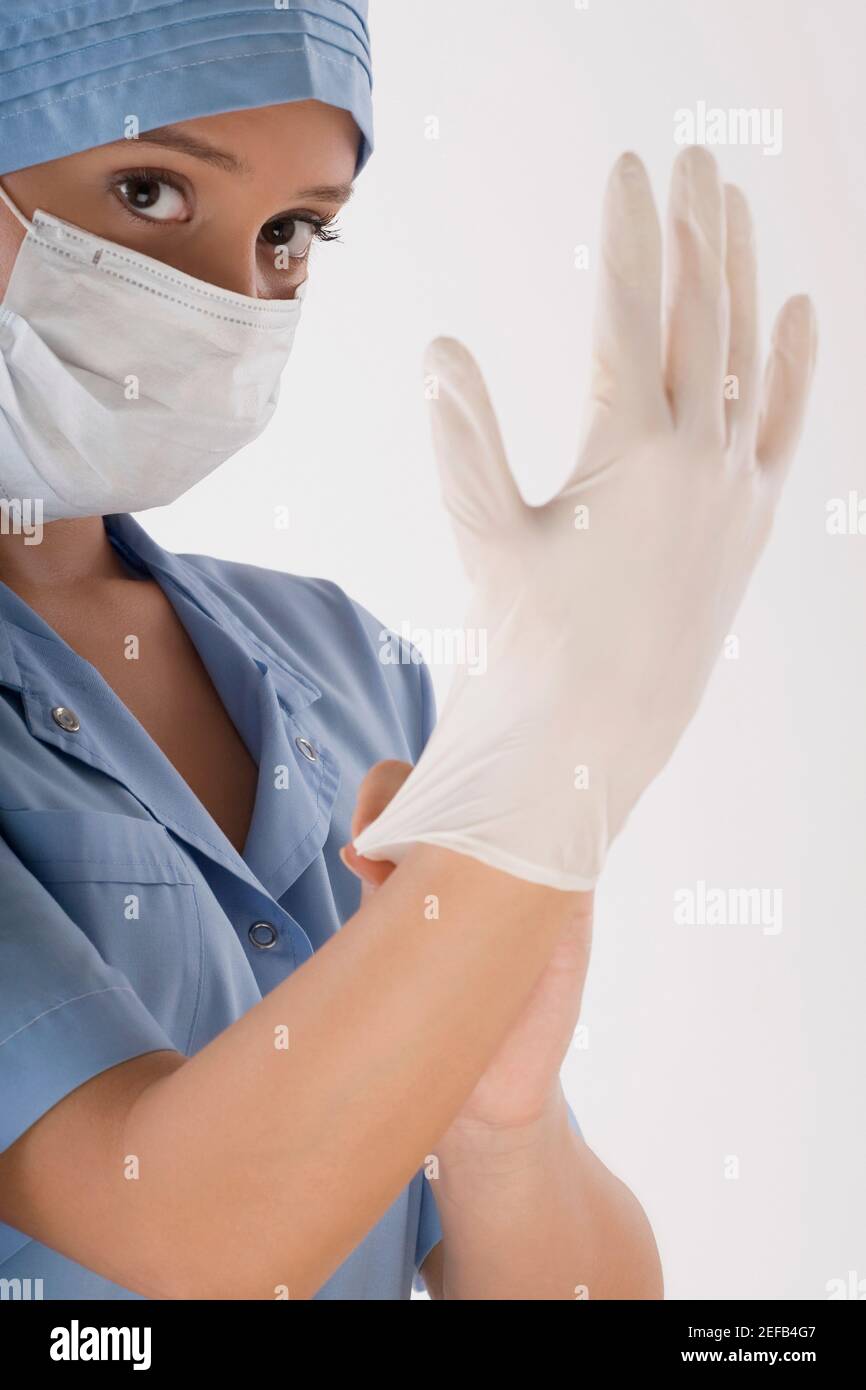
[0,0,373,176]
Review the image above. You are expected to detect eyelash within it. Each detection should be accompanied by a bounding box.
[309,218,342,244]
[109,167,342,249]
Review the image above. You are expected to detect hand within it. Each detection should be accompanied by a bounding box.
[342,761,592,1131]
[353,147,818,892]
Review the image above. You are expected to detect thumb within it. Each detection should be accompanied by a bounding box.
[425,337,525,578]
[342,760,413,887]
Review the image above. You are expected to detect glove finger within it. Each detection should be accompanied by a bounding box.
[663,146,729,442]
[723,183,761,451]
[425,337,525,570]
[756,295,818,481]
[588,152,666,423]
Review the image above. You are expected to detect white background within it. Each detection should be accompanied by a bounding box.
[144,0,866,1299]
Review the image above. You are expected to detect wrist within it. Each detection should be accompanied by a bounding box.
[434,1084,574,1180]
[396,841,592,917]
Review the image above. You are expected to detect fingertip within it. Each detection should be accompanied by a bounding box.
[784,292,815,319]
[789,292,817,333]
[756,296,818,471]
[674,143,721,181]
[425,337,487,406]
[773,294,817,356]
[341,841,374,883]
[425,336,468,371]
[668,146,725,264]
[613,150,647,179]
[607,151,654,210]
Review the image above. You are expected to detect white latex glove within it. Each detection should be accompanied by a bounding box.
[353,148,817,891]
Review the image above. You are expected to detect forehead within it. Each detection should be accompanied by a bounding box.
[137,103,360,181]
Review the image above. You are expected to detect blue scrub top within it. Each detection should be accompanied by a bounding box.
[0,512,581,1300]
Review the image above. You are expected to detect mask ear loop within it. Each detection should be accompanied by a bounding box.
[0,180,34,233]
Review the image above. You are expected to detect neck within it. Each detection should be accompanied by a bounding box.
[0,514,131,594]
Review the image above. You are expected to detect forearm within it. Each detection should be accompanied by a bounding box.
[122,843,583,1299]
[430,1087,663,1300]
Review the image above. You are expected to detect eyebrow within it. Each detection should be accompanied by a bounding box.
[113,125,354,203]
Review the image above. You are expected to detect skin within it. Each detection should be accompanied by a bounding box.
[0,101,663,1300]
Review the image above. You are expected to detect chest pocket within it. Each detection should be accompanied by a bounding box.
[0,808,204,1053]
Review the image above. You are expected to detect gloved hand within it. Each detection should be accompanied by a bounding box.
[353,147,817,891]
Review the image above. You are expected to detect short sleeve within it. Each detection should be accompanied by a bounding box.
[565,1094,583,1141]
[412,1171,442,1294]
[415,648,437,757]
[0,834,177,1155]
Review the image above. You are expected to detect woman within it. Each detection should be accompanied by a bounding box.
[0,2,815,1300]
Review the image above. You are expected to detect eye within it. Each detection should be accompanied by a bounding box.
[113,172,189,223]
[260,214,342,263]
[260,216,317,259]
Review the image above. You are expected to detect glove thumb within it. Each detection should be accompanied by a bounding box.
[424,337,525,578]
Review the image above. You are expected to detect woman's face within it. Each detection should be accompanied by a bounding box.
[0,99,359,300]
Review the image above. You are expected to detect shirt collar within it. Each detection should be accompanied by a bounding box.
[0,512,322,719]
[0,512,340,908]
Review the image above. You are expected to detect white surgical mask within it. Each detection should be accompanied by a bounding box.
[0,181,305,519]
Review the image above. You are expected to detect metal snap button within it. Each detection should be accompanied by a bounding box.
[248,921,278,950]
[295,736,318,762]
[51,706,80,733]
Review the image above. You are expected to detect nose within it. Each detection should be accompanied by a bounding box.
[184,232,259,297]
[171,223,297,300]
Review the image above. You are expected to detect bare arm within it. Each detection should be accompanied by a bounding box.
[348,765,660,1301]
[420,1089,663,1300]
[0,843,585,1299]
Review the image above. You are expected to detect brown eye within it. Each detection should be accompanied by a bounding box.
[261,217,316,258]
[116,175,187,222]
